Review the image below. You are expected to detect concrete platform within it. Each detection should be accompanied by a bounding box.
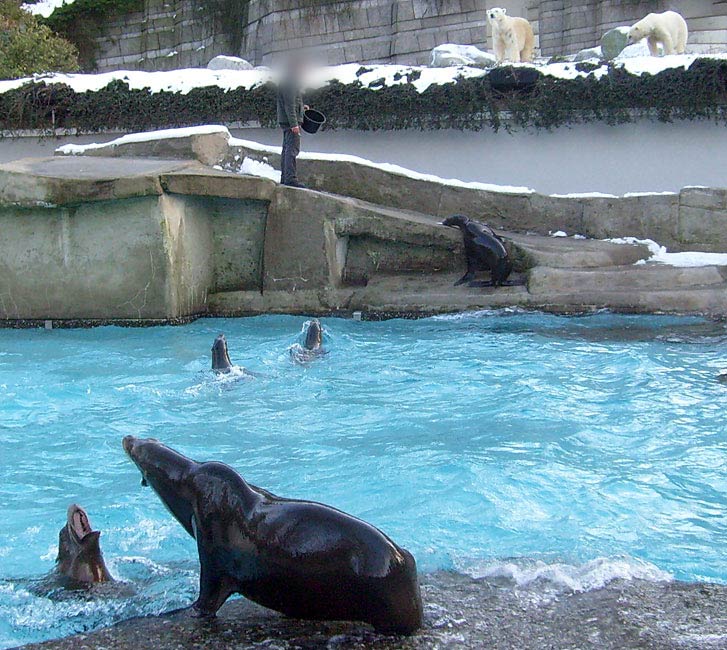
[2,154,727,322]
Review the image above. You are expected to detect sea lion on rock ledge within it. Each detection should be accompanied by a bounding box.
[442,215,513,287]
[122,436,423,635]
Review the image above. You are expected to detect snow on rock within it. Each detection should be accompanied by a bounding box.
[609,237,727,267]
[574,46,602,62]
[56,125,230,155]
[54,125,536,194]
[21,0,74,18]
[207,56,254,71]
[4,53,727,98]
[239,157,280,182]
[230,134,537,194]
[430,44,496,69]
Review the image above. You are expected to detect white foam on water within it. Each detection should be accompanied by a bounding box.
[115,519,180,553]
[462,556,672,593]
[431,307,528,321]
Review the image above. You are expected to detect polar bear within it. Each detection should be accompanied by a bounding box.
[487,7,535,63]
[627,11,688,56]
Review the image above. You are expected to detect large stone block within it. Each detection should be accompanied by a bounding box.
[0,196,207,320]
[581,194,680,245]
[678,205,727,251]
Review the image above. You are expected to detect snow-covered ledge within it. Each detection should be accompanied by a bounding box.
[56,126,727,254]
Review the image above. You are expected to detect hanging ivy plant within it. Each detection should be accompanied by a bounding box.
[1,60,726,133]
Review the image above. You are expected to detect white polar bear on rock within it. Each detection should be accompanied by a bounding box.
[487,7,535,63]
[628,10,688,56]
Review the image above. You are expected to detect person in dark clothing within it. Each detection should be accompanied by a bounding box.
[277,72,308,188]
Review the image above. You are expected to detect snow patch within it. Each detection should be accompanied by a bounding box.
[21,0,74,18]
[5,54,727,99]
[56,125,229,155]
[608,237,727,267]
[240,157,280,182]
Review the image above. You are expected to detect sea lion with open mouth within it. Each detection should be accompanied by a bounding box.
[56,504,113,586]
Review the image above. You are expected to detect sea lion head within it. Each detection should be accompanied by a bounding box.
[211,334,233,373]
[57,504,112,585]
[441,215,469,229]
[123,436,197,537]
[304,319,323,350]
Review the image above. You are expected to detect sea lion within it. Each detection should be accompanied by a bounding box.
[289,319,327,363]
[442,215,513,287]
[122,436,423,635]
[718,373,727,384]
[56,504,113,586]
[211,334,235,373]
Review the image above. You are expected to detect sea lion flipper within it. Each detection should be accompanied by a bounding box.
[454,273,475,286]
[193,554,234,617]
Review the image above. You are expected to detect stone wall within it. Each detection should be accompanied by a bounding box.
[84,0,726,72]
[3,139,727,322]
[240,0,490,66]
[537,0,727,56]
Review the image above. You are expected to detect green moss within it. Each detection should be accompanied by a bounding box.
[0,0,79,79]
[1,60,726,132]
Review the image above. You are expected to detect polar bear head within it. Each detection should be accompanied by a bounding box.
[627,23,647,44]
[487,7,507,25]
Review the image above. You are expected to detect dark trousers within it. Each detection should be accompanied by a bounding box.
[281,128,301,186]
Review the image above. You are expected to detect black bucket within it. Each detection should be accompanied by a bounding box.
[301,108,326,134]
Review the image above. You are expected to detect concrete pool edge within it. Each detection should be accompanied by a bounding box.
[14,573,727,650]
[2,143,727,323]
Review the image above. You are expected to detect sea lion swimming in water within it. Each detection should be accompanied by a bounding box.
[122,436,423,634]
[289,319,327,363]
[211,334,235,373]
[56,504,113,586]
[442,215,513,287]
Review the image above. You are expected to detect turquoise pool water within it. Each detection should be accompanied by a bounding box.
[1,312,726,648]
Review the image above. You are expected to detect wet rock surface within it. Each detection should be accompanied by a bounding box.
[18,573,727,650]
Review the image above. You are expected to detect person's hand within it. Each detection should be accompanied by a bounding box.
[303,105,310,111]
[291,126,301,135]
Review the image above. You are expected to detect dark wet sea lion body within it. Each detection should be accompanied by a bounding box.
[211,334,234,373]
[443,215,513,287]
[304,319,323,351]
[291,320,327,363]
[122,436,423,634]
[57,504,113,585]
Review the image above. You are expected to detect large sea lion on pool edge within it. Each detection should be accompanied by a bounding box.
[122,436,423,635]
[442,215,513,287]
[56,504,113,585]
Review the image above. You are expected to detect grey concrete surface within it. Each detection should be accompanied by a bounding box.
[9,122,727,196]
